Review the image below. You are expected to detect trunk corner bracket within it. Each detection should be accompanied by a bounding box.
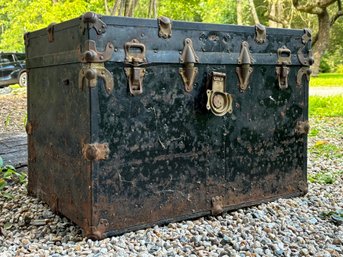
[80,12,106,35]
[158,16,172,39]
[236,41,253,91]
[47,23,57,43]
[211,196,224,216]
[88,219,109,240]
[179,38,199,93]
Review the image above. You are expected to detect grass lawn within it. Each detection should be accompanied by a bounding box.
[310,73,343,87]
[309,95,343,117]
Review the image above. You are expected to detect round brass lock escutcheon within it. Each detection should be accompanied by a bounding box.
[206,90,233,116]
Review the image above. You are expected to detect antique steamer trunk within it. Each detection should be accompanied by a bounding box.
[26,13,312,239]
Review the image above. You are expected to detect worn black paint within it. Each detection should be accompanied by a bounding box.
[26,14,309,239]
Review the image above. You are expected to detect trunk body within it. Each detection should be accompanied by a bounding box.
[26,14,311,239]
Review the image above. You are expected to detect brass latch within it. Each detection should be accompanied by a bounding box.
[236,41,253,91]
[124,39,147,96]
[206,72,233,116]
[158,16,172,38]
[276,46,291,90]
[179,38,199,93]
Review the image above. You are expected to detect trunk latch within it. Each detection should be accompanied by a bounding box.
[124,39,147,96]
[276,46,292,90]
[206,72,233,116]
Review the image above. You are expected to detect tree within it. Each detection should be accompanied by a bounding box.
[237,0,243,25]
[292,0,343,75]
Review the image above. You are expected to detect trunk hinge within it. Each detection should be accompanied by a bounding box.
[79,40,114,94]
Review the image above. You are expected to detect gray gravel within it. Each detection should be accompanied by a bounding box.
[0,117,342,257]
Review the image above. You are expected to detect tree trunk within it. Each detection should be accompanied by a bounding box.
[276,0,283,28]
[312,9,331,76]
[111,0,121,15]
[153,0,157,18]
[124,0,132,16]
[269,1,278,27]
[248,0,260,24]
[128,0,138,17]
[104,0,109,15]
[237,0,243,25]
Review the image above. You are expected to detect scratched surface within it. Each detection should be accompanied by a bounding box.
[26,15,310,239]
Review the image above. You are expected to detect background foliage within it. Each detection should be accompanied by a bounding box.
[0,0,342,73]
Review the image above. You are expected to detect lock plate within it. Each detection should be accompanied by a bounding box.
[206,72,233,116]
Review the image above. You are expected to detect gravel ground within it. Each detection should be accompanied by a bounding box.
[0,90,342,257]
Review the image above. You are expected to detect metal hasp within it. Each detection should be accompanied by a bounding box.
[236,41,253,91]
[206,72,233,116]
[79,40,114,94]
[276,46,291,90]
[297,29,314,86]
[124,39,147,96]
[179,38,199,92]
[80,12,106,35]
[47,23,56,43]
[255,24,266,44]
[158,16,172,38]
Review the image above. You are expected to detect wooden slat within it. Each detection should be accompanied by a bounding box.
[0,133,27,168]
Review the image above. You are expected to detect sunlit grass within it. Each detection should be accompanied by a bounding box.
[309,95,343,117]
[310,73,343,87]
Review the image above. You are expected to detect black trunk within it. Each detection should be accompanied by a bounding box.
[25,13,312,239]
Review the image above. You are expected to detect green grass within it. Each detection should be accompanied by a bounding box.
[309,95,343,117]
[310,73,343,87]
[309,142,343,159]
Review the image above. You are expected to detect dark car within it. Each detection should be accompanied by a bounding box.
[0,52,27,87]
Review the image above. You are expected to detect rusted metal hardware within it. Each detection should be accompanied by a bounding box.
[80,40,114,63]
[301,28,312,44]
[80,12,106,35]
[295,120,310,135]
[236,41,253,91]
[255,24,266,44]
[82,143,110,161]
[179,38,199,92]
[276,46,291,90]
[124,39,147,96]
[206,72,233,116]
[47,23,56,43]
[297,67,312,87]
[211,196,224,215]
[158,16,172,39]
[298,29,314,67]
[26,122,33,135]
[89,219,109,240]
[79,63,114,94]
